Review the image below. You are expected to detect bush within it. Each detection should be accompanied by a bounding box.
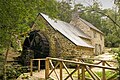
[5,66,29,80]
[113,48,120,79]
[0,55,4,80]
[111,48,120,53]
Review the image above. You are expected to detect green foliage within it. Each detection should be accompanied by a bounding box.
[111,48,120,53]
[57,1,72,22]
[111,47,120,69]
[114,48,120,64]
[0,1,73,79]
[0,0,73,50]
[0,0,38,49]
[0,55,4,79]
[76,1,120,47]
[85,71,115,78]
[5,66,28,80]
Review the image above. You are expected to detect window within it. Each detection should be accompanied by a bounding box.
[100,34,102,40]
[93,31,97,38]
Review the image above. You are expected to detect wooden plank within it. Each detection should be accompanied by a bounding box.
[94,61,102,65]
[30,59,33,76]
[77,59,80,80]
[49,60,59,80]
[105,61,112,67]
[90,69,101,80]
[85,66,98,80]
[49,57,118,70]
[78,57,117,62]
[64,67,79,80]
[60,61,63,80]
[62,62,74,80]
[81,65,85,80]
[38,60,40,72]
[87,66,101,80]
[102,61,106,80]
[107,72,118,80]
[45,57,49,79]
[32,58,46,60]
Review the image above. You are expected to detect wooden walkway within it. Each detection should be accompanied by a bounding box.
[29,69,79,80]
[29,57,118,80]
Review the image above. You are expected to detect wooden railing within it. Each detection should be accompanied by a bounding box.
[78,57,117,66]
[30,58,46,76]
[30,57,118,80]
[77,58,118,80]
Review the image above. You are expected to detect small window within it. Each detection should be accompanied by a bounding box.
[100,34,102,40]
[93,31,97,38]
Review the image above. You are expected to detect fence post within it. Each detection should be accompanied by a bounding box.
[38,60,40,72]
[45,57,50,79]
[30,59,33,76]
[60,61,63,80]
[102,61,106,80]
[77,59,80,80]
[81,65,85,80]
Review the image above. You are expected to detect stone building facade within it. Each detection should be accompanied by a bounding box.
[26,13,104,59]
[70,17,104,55]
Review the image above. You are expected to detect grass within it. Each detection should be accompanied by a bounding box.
[111,48,120,53]
[85,70,114,78]
[64,69,116,79]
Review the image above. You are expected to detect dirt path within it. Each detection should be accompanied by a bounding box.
[94,52,115,61]
[17,69,78,80]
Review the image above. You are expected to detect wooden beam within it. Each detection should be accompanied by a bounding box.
[38,60,40,72]
[49,57,118,70]
[81,65,85,80]
[60,61,63,80]
[62,62,74,80]
[49,60,59,80]
[45,57,50,79]
[102,61,106,80]
[65,67,79,80]
[30,59,33,76]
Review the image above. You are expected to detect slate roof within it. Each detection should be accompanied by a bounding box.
[39,13,94,48]
[79,18,103,34]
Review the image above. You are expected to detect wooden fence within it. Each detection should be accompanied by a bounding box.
[30,57,118,80]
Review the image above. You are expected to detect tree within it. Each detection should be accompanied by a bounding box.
[75,1,120,47]
[0,0,63,79]
[0,0,38,79]
[57,1,72,22]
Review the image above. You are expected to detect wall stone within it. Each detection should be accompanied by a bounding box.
[32,15,94,59]
[70,18,104,55]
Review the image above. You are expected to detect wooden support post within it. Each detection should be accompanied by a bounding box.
[38,60,40,72]
[45,57,50,79]
[77,59,80,80]
[30,59,33,76]
[81,65,85,80]
[102,61,106,80]
[60,61,63,80]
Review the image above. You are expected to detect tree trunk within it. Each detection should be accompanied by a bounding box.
[3,47,9,80]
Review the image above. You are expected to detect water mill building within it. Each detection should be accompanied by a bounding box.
[20,13,104,64]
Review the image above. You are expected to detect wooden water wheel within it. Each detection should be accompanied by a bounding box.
[20,30,49,66]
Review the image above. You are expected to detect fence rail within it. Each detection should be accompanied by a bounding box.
[30,57,118,80]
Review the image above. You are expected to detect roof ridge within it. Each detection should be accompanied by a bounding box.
[79,18,103,34]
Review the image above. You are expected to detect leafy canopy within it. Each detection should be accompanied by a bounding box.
[0,0,72,50]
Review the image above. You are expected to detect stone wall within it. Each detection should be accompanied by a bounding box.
[31,15,94,58]
[70,19,91,37]
[70,18,104,55]
[91,29,104,55]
